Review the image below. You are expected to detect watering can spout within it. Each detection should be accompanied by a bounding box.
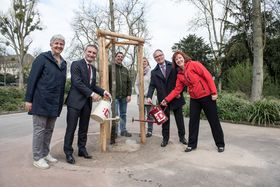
[132,105,168,125]
[132,117,156,124]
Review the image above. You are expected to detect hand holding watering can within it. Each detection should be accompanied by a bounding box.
[160,99,168,106]
[160,95,181,106]
[146,98,153,105]
[103,90,111,100]
[91,90,111,102]
[132,97,168,126]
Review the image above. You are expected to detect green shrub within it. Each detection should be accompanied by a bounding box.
[248,99,280,126]
[0,103,19,111]
[263,76,280,98]
[223,61,280,98]
[183,92,280,126]
[223,61,252,96]
[217,93,250,122]
[0,87,25,112]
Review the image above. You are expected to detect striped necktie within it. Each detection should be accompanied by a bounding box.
[88,64,91,83]
[160,64,166,78]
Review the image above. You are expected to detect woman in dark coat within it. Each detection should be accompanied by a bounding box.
[25,34,67,169]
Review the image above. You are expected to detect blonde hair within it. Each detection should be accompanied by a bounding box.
[143,57,150,67]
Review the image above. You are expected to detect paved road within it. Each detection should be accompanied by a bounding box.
[1,95,280,187]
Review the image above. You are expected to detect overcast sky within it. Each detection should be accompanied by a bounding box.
[0,0,206,66]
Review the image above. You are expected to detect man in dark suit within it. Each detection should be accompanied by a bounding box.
[63,44,111,164]
[147,49,187,147]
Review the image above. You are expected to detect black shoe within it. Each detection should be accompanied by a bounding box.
[185,147,195,152]
[146,132,152,138]
[179,138,188,145]
[110,139,116,144]
[66,154,75,164]
[78,150,92,159]
[161,140,168,147]
[218,147,225,153]
[120,131,132,137]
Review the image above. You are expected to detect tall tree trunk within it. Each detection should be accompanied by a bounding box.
[109,0,117,144]
[251,0,263,101]
[16,53,24,89]
[18,62,24,89]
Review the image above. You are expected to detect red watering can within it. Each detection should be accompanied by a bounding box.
[132,105,168,125]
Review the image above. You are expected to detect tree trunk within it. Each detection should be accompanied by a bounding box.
[109,0,117,144]
[17,54,24,89]
[251,0,263,102]
[18,62,24,89]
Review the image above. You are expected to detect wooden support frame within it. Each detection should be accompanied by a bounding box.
[97,29,146,152]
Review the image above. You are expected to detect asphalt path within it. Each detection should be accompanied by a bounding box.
[1,95,280,187]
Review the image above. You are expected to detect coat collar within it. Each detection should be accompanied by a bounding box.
[44,51,67,71]
[155,60,172,80]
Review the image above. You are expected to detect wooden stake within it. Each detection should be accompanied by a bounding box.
[137,44,146,144]
[96,30,146,152]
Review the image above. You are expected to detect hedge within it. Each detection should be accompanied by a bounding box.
[183,92,280,127]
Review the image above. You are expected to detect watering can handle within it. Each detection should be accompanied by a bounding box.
[152,104,167,112]
[161,105,167,111]
[103,96,112,104]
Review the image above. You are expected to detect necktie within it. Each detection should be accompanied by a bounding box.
[160,64,166,78]
[88,64,91,83]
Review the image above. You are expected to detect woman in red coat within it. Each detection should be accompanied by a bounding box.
[161,51,225,153]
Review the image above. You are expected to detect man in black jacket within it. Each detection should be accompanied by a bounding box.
[63,44,111,164]
[147,49,187,147]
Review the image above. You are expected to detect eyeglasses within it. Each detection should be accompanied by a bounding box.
[154,54,163,59]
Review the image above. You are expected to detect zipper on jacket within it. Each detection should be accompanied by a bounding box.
[199,80,206,93]
[118,66,122,95]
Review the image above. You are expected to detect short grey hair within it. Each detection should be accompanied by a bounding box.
[50,34,65,44]
[153,49,163,57]
[84,44,98,51]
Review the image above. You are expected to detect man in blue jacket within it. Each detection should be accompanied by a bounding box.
[25,34,67,169]
[63,44,111,164]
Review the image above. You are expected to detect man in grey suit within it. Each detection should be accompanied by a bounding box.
[63,44,111,164]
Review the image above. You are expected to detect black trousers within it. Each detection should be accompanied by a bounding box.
[64,102,91,155]
[162,106,186,141]
[188,95,225,149]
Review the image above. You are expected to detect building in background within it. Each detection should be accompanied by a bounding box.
[0,54,34,86]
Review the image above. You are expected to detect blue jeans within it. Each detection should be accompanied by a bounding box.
[145,105,153,133]
[115,98,128,133]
